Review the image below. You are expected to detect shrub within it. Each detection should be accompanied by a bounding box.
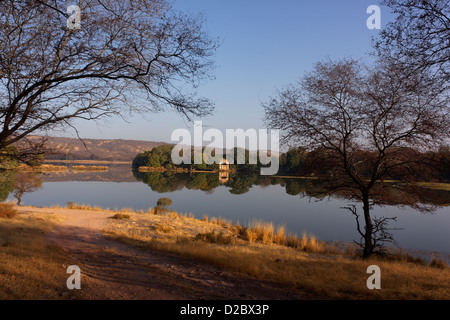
[110,213,131,220]
[195,231,234,245]
[153,223,174,233]
[0,203,18,219]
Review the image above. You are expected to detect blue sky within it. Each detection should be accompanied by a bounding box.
[58,0,393,143]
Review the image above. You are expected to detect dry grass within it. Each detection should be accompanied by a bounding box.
[209,216,232,227]
[246,220,274,244]
[0,202,18,219]
[274,225,287,245]
[2,202,447,300]
[243,220,328,254]
[0,209,74,299]
[66,202,97,211]
[110,213,131,220]
[107,230,450,299]
[65,202,115,212]
[194,231,236,245]
[152,223,174,234]
[102,208,450,299]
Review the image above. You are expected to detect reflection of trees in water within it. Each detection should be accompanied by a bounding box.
[0,171,42,204]
[0,171,15,202]
[13,172,43,205]
[135,171,450,256]
[134,171,261,195]
[134,171,450,209]
[133,171,191,193]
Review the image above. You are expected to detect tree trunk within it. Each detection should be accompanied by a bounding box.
[362,192,374,258]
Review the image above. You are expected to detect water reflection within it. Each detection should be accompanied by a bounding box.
[1,169,448,208]
[12,172,43,205]
[132,171,449,208]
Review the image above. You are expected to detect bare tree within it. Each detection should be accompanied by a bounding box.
[263,58,449,258]
[0,0,218,162]
[375,0,450,85]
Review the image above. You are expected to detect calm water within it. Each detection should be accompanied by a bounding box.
[4,165,450,256]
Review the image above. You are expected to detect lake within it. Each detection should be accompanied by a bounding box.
[3,165,450,258]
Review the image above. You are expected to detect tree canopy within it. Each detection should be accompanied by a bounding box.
[0,0,218,162]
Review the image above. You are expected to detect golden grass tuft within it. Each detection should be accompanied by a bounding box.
[210,216,232,227]
[110,213,131,220]
[246,220,274,245]
[152,223,174,234]
[195,231,235,245]
[66,202,92,210]
[274,225,287,245]
[0,203,18,219]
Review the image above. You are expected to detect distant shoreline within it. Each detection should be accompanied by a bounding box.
[44,160,131,165]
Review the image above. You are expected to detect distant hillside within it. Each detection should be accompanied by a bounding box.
[30,136,167,162]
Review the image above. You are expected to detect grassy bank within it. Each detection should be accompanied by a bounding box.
[2,202,449,299]
[96,205,450,300]
[0,204,73,299]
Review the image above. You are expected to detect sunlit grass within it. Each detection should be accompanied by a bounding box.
[6,203,448,300]
[106,224,450,300]
[0,202,18,219]
[0,210,72,299]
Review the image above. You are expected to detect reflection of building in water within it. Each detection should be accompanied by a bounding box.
[219,171,229,183]
[218,158,230,183]
[219,158,230,171]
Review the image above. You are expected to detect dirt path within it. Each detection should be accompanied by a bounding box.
[22,207,300,300]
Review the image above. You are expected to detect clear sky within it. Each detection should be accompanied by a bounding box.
[56,0,393,143]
